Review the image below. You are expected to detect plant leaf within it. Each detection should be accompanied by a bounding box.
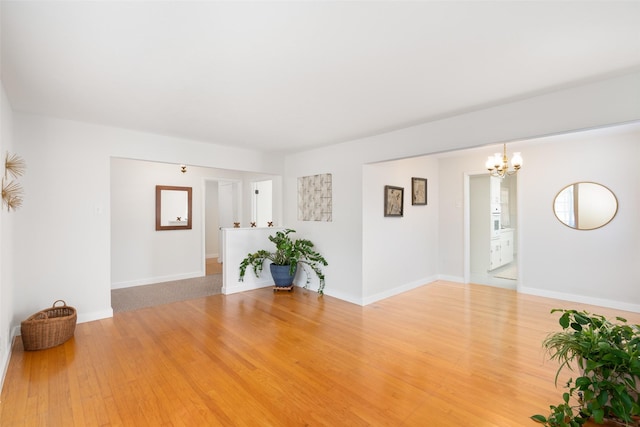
[560,312,571,328]
[530,414,547,423]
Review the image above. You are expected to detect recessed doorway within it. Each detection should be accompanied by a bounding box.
[467,173,518,289]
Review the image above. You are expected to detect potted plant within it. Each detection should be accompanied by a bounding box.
[531,309,640,427]
[238,228,328,294]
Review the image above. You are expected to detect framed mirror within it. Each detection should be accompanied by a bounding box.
[553,182,618,230]
[156,185,192,230]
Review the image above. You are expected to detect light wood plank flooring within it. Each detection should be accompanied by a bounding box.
[206,258,222,275]
[2,281,639,426]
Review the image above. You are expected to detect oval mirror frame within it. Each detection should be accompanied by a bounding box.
[156,185,193,231]
[553,182,618,230]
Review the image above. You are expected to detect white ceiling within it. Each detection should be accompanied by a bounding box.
[2,1,640,153]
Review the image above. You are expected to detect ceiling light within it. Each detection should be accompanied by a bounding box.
[485,144,522,178]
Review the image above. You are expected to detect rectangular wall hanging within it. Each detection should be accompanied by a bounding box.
[298,173,332,221]
[384,185,404,217]
[411,177,427,205]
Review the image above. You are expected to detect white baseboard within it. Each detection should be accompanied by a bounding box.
[0,355,8,392]
[321,288,363,306]
[0,333,14,393]
[111,271,204,289]
[77,308,114,324]
[519,286,640,313]
[359,275,439,306]
[223,279,273,295]
[436,274,465,283]
[206,253,219,260]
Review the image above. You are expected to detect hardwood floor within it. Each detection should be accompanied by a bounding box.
[206,258,222,275]
[2,281,639,426]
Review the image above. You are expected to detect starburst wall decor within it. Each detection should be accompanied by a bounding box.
[5,151,26,179]
[2,151,26,212]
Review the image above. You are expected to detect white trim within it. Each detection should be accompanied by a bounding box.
[519,286,640,314]
[77,308,114,324]
[0,330,17,392]
[437,274,465,283]
[111,271,204,289]
[223,279,273,295]
[322,288,362,306]
[1,352,10,391]
[360,275,439,306]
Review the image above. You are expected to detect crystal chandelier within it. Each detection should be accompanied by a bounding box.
[485,144,523,178]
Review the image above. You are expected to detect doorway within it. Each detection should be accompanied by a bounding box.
[204,179,240,275]
[467,173,518,289]
[251,180,273,227]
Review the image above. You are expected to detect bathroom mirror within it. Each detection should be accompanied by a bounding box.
[156,185,192,230]
[553,182,617,230]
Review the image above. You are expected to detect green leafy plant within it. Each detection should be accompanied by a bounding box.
[238,228,328,294]
[531,385,588,427]
[532,309,640,426]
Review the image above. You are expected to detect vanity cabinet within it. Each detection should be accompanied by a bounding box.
[489,229,514,271]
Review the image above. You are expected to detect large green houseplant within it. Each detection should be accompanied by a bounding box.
[531,309,640,427]
[238,228,328,294]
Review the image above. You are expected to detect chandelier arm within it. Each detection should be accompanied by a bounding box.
[485,143,522,177]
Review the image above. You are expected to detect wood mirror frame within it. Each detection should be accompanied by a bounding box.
[155,185,193,231]
[553,182,618,230]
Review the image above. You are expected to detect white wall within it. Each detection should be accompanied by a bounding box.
[283,148,364,303]
[517,127,639,309]
[4,71,640,368]
[469,175,491,275]
[221,227,287,294]
[284,71,640,305]
[12,114,283,331]
[111,159,275,288]
[0,83,15,384]
[438,123,640,311]
[252,180,273,227]
[205,181,220,258]
[362,156,439,303]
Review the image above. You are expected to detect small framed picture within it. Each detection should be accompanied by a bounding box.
[384,185,404,217]
[411,177,427,205]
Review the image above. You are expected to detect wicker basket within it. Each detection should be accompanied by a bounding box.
[20,300,77,351]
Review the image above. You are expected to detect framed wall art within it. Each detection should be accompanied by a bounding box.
[298,173,332,221]
[411,177,427,205]
[384,185,404,217]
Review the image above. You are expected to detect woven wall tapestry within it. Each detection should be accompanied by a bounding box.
[297,173,332,221]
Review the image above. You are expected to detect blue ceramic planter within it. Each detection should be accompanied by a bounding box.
[270,264,297,287]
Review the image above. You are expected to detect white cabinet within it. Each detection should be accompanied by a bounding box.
[489,239,502,271]
[500,229,514,266]
[489,229,514,271]
[490,177,501,213]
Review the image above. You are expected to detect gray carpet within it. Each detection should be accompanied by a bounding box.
[111,274,223,313]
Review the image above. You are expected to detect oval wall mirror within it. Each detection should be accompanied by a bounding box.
[553,182,618,230]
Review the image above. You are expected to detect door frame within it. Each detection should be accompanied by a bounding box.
[463,171,522,289]
[202,177,242,269]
